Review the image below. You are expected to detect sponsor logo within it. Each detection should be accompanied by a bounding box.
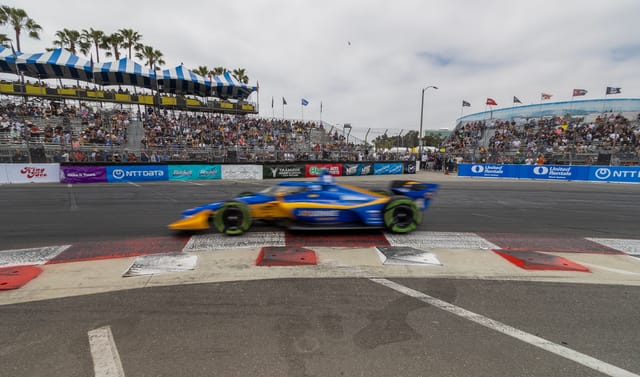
[20,166,47,178]
[172,169,193,177]
[112,169,164,179]
[345,165,358,175]
[471,165,484,173]
[298,209,339,217]
[533,166,549,175]
[67,172,98,178]
[199,168,218,177]
[310,166,340,175]
[595,168,611,180]
[361,165,371,175]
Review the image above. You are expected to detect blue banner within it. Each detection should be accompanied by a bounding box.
[373,163,403,175]
[168,165,221,180]
[457,164,519,178]
[106,165,168,182]
[588,166,640,183]
[519,165,589,181]
[458,164,640,184]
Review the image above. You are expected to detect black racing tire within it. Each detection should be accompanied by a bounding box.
[213,201,252,235]
[383,196,420,233]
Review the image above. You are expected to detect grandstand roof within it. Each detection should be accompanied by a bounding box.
[457,98,640,123]
[16,48,93,82]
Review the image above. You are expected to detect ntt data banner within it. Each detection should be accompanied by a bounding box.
[168,165,221,180]
[106,165,168,182]
[588,166,640,183]
[2,163,60,183]
[459,164,640,184]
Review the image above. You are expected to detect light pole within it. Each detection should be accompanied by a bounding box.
[419,85,438,161]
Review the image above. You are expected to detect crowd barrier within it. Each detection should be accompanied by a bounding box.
[458,164,640,184]
[0,161,416,184]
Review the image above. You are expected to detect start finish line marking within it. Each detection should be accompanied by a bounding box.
[370,278,640,377]
[88,326,125,377]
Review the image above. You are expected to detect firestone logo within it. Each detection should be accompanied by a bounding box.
[20,166,47,178]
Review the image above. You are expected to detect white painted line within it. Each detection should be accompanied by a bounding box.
[370,278,640,377]
[587,238,640,256]
[88,326,125,377]
[385,231,499,250]
[123,253,198,277]
[127,182,140,187]
[0,245,70,267]
[183,232,285,251]
[580,263,640,276]
[184,181,204,186]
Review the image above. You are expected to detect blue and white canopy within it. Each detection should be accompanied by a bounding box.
[156,65,209,97]
[16,48,93,81]
[209,71,256,100]
[0,46,22,74]
[92,58,156,88]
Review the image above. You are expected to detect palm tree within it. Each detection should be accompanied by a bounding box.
[211,66,228,76]
[81,28,105,62]
[0,6,42,52]
[52,28,83,54]
[118,28,142,59]
[0,34,10,48]
[135,44,165,69]
[232,68,249,84]
[103,32,124,60]
[193,66,209,77]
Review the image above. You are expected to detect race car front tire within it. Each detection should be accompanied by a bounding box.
[213,201,252,235]
[383,196,420,233]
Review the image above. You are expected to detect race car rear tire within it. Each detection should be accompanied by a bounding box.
[383,196,420,233]
[213,201,252,235]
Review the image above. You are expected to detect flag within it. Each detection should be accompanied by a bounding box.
[606,87,621,95]
[486,98,497,106]
[541,93,553,100]
[513,96,522,104]
[320,101,323,113]
[462,100,471,107]
[572,89,588,97]
[271,96,274,108]
[301,98,309,106]
[256,81,259,92]
[282,97,287,105]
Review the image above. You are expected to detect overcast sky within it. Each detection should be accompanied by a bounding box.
[2,0,640,140]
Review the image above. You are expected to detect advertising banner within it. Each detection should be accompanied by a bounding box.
[458,164,519,178]
[342,163,373,176]
[263,164,306,179]
[60,165,107,184]
[305,164,343,177]
[3,163,60,183]
[168,165,221,180]
[106,165,168,182]
[519,165,589,181]
[373,163,404,175]
[403,161,417,174]
[588,166,640,183]
[221,165,263,180]
[0,165,8,183]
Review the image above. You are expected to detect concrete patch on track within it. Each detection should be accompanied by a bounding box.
[384,231,499,250]
[123,253,198,277]
[183,232,285,251]
[0,245,70,267]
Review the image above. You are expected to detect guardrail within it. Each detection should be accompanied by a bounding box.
[0,161,416,184]
[458,163,640,184]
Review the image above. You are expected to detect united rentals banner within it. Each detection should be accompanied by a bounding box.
[263,164,306,179]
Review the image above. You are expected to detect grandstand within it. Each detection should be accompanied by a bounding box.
[443,98,640,166]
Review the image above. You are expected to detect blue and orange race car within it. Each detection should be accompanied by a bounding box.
[168,173,438,235]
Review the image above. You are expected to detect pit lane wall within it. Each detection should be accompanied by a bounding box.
[0,162,416,184]
[458,164,640,184]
